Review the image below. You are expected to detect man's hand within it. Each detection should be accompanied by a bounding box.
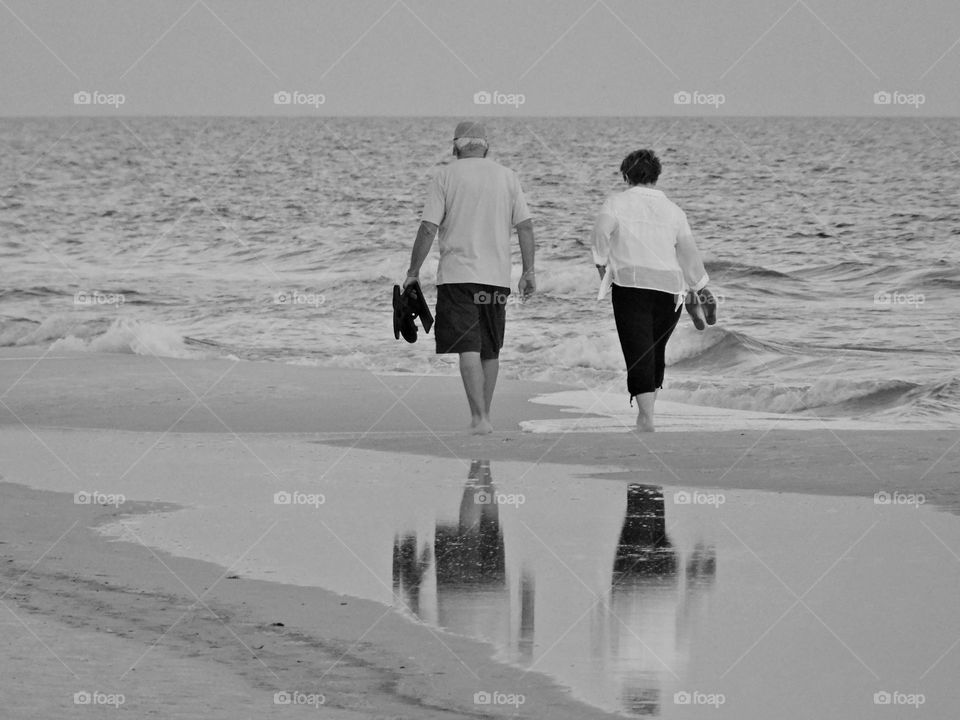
[402,273,418,290]
[516,220,535,300]
[518,271,535,299]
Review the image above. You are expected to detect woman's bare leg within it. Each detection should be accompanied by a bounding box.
[634,392,656,432]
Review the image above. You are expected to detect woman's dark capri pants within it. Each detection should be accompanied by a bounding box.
[611,284,682,398]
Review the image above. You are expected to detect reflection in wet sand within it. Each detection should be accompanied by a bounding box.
[392,463,718,717]
[92,446,960,718]
[598,485,719,716]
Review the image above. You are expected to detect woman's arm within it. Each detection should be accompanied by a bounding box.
[676,212,709,291]
[591,200,615,272]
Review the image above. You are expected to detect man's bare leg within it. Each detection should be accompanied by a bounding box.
[459,352,492,434]
[482,357,499,419]
[634,391,656,432]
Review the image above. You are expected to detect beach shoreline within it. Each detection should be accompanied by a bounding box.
[3,348,957,508]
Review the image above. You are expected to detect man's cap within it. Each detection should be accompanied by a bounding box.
[453,121,487,141]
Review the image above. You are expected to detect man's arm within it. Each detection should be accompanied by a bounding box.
[516,219,535,298]
[403,220,438,289]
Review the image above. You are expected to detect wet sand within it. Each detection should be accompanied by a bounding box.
[1,481,607,718]
[2,349,959,718]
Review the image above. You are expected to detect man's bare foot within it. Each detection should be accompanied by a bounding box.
[470,419,494,435]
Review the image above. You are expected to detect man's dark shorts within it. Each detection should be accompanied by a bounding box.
[435,283,510,360]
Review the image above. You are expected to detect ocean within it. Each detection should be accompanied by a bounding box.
[1,116,958,426]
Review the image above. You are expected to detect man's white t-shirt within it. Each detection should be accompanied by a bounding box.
[421,157,531,288]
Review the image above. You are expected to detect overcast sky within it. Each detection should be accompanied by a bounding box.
[2,0,958,115]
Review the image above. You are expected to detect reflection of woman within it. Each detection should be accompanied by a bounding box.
[612,484,677,580]
[607,484,679,716]
[591,149,713,431]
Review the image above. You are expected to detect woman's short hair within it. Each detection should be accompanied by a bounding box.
[620,149,661,185]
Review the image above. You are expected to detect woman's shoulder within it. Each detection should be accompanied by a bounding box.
[656,191,687,216]
[603,188,632,205]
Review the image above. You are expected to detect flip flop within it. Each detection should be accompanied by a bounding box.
[699,287,718,325]
[392,284,402,340]
[684,291,706,330]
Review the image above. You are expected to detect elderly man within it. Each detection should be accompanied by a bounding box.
[404,121,535,434]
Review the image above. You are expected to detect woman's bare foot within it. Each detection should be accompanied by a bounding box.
[635,414,655,432]
[470,419,494,435]
[633,392,656,432]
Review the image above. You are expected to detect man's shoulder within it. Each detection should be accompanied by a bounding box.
[456,156,515,172]
[452,158,520,185]
[429,161,456,180]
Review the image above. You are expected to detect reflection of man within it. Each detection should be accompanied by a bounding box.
[435,459,505,587]
[392,460,535,658]
[404,122,536,434]
[392,533,431,616]
[433,460,512,644]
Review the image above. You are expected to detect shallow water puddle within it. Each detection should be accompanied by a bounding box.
[90,449,960,718]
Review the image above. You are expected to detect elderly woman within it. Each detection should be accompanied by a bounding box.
[591,149,714,431]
